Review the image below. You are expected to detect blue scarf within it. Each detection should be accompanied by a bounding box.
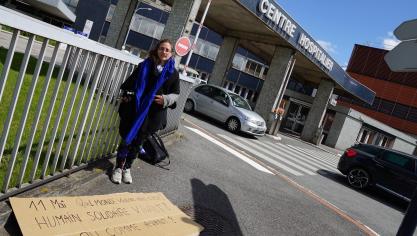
[124,57,175,144]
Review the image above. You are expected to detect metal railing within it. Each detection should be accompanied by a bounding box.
[0,6,142,198]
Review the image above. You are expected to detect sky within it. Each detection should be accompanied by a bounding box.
[275,0,417,69]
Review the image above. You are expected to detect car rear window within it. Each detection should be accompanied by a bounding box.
[355,145,382,155]
[380,152,415,172]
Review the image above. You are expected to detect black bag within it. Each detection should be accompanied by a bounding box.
[141,133,170,168]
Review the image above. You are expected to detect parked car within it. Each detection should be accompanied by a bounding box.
[337,143,417,201]
[184,84,267,136]
[178,64,206,84]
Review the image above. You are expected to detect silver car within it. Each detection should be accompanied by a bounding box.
[184,84,267,136]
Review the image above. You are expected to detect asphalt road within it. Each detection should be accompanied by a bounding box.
[63,114,377,236]
[182,113,413,236]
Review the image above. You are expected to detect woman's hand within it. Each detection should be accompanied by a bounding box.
[120,96,132,103]
[154,95,164,105]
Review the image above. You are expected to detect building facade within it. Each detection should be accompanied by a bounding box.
[2,0,416,153]
[1,0,76,27]
[337,44,417,146]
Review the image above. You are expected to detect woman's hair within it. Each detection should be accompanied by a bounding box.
[148,39,174,63]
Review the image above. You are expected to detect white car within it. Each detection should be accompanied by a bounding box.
[184,84,267,136]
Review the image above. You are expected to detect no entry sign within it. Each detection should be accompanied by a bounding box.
[175,36,191,57]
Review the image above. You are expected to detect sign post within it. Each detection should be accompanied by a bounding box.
[386,19,417,236]
[182,0,212,76]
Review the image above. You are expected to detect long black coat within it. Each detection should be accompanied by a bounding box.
[118,62,180,139]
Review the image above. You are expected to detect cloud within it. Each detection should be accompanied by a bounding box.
[317,40,337,54]
[382,32,400,50]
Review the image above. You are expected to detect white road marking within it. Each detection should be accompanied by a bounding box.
[234,136,316,175]
[218,134,304,176]
[185,126,274,175]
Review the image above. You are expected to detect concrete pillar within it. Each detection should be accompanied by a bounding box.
[209,36,239,86]
[301,79,334,144]
[160,0,201,65]
[104,0,139,49]
[254,46,294,130]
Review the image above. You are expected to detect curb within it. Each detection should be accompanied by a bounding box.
[0,131,184,233]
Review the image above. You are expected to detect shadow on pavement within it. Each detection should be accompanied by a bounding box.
[317,169,409,213]
[3,212,21,236]
[181,178,243,236]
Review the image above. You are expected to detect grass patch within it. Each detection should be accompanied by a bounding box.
[0,47,119,191]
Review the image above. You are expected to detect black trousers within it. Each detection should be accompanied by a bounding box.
[116,117,152,169]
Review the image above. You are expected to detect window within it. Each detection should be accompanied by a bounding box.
[370,98,381,111]
[105,4,116,22]
[358,129,369,143]
[232,54,246,70]
[247,90,253,100]
[200,72,209,82]
[378,100,395,115]
[227,82,234,91]
[380,152,415,172]
[356,144,383,155]
[244,60,266,78]
[229,93,252,110]
[131,15,165,39]
[392,103,409,119]
[195,85,212,96]
[253,92,259,103]
[407,107,417,123]
[240,87,247,97]
[190,36,219,60]
[234,85,241,94]
[211,88,229,106]
[63,0,79,12]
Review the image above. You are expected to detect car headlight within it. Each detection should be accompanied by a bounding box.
[245,117,258,124]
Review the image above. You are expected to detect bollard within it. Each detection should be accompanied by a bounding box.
[397,189,417,236]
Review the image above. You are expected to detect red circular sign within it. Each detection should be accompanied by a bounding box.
[175,37,191,57]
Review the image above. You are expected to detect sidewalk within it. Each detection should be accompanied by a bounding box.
[0,132,184,236]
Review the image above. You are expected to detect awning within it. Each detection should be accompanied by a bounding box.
[20,0,76,22]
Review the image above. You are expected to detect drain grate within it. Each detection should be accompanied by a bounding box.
[180,205,238,235]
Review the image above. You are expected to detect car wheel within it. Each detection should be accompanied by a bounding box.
[226,117,240,133]
[347,168,370,189]
[184,99,194,113]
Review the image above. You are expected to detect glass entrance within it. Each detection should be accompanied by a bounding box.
[280,102,310,135]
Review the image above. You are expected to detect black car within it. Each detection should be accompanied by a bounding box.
[337,143,417,201]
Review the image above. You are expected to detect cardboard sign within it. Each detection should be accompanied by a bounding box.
[10,192,203,236]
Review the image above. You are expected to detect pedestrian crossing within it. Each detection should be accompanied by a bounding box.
[217,134,341,176]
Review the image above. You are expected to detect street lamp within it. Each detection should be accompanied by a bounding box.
[121,6,152,51]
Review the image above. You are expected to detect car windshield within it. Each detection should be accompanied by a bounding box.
[228,93,251,110]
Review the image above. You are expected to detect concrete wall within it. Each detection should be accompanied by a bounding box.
[301,79,334,144]
[325,112,347,148]
[104,0,138,48]
[325,105,417,152]
[392,139,416,155]
[332,115,362,150]
[254,47,294,129]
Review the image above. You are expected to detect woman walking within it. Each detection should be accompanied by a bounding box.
[113,39,180,184]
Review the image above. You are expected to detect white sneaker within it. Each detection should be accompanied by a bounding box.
[122,168,132,184]
[112,168,122,184]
